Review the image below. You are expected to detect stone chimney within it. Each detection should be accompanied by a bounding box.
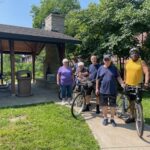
[44,13,65,33]
[43,13,65,81]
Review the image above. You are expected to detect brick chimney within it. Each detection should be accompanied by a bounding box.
[44,13,65,33]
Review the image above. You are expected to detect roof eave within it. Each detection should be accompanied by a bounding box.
[0,32,81,44]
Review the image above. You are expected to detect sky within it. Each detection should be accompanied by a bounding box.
[0,0,99,28]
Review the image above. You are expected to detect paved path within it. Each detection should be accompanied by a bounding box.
[0,86,59,108]
[82,109,150,150]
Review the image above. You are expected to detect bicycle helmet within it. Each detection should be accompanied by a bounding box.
[129,47,140,55]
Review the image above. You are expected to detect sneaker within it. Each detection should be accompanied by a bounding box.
[82,104,90,112]
[68,98,72,105]
[69,100,73,105]
[110,119,117,127]
[61,99,65,105]
[125,118,135,124]
[102,119,108,126]
[65,101,69,105]
[96,110,100,114]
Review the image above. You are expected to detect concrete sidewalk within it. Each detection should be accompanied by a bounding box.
[82,110,150,150]
[0,86,59,108]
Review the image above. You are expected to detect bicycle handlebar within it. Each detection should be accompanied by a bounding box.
[123,85,148,96]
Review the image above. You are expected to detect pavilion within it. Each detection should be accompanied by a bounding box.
[0,23,81,95]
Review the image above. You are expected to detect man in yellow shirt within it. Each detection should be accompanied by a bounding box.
[124,47,149,123]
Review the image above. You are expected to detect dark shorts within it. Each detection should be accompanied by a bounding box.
[86,86,95,95]
[125,87,142,102]
[86,82,95,95]
[100,93,116,107]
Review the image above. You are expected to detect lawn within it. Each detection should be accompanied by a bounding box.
[143,92,150,125]
[0,103,100,150]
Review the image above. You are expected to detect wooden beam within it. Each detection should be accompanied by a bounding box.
[0,32,81,44]
[2,51,32,55]
[9,40,16,95]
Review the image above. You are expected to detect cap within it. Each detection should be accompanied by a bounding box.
[103,54,111,59]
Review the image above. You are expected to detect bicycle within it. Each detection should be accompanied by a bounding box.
[71,82,88,118]
[116,85,146,137]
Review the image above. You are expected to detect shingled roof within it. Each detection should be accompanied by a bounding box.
[0,24,81,54]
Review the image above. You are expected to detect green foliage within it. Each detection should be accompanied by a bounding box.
[65,0,150,63]
[31,0,150,65]
[31,0,80,28]
[35,50,45,77]
[2,54,44,80]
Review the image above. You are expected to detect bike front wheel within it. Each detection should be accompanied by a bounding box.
[135,103,144,137]
[71,93,85,118]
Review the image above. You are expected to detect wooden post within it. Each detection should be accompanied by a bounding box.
[57,43,65,65]
[9,40,16,95]
[0,40,3,85]
[1,51,3,85]
[32,53,36,83]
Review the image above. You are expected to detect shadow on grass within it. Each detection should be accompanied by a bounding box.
[145,118,150,125]
[0,101,55,110]
[143,91,150,99]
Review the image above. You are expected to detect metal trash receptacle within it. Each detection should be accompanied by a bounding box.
[16,70,32,97]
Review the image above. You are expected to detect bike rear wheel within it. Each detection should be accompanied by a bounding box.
[135,103,144,137]
[71,93,85,118]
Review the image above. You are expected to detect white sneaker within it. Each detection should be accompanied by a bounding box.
[65,100,69,105]
[61,99,65,105]
[68,98,72,105]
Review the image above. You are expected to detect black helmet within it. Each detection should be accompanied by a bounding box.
[129,47,140,55]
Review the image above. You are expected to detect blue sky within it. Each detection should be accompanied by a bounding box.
[0,0,99,28]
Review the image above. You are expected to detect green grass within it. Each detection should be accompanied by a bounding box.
[0,104,99,150]
[143,92,150,125]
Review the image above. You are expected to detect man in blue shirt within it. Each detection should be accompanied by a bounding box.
[85,55,101,113]
[96,54,125,127]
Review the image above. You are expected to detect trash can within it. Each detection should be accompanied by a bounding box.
[16,70,32,97]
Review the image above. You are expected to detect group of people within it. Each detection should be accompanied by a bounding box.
[57,47,149,127]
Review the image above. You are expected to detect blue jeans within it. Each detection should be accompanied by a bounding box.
[60,85,72,99]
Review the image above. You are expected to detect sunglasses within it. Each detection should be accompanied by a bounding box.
[130,53,139,57]
[104,58,110,61]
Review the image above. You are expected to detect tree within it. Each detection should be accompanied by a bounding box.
[31,0,80,28]
[31,0,150,66]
